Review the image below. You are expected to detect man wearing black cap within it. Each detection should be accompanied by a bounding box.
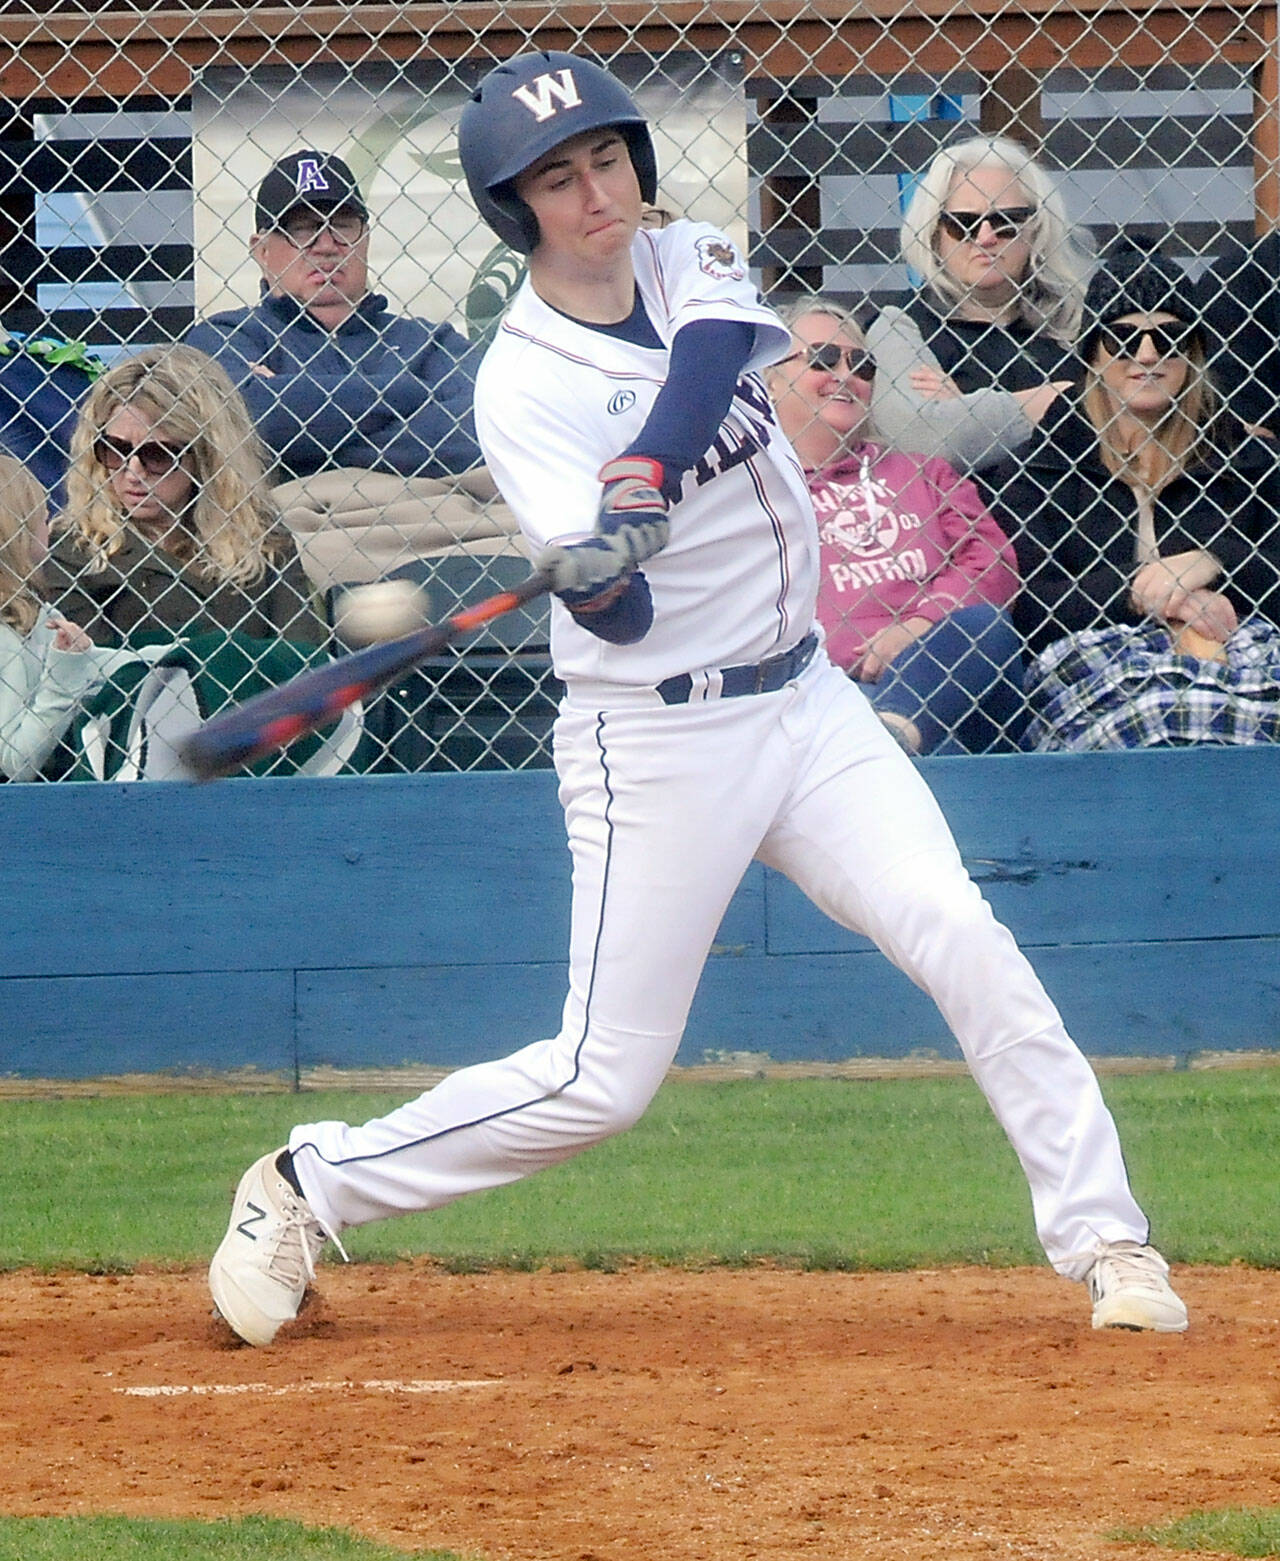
[185,150,517,597]
[248,151,375,332]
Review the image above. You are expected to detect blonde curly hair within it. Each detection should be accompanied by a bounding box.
[0,452,50,636]
[61,344,284,587]
[901,135,1093,344]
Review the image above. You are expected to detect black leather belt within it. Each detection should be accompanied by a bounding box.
[656,632,818,706]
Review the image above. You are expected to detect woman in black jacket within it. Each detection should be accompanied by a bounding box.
[989,243,1280,749]
[896,135,1090,396]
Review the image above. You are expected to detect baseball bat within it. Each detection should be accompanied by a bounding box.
[180,571,552,781]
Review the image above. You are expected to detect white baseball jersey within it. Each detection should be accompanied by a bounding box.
[475,220,818,686]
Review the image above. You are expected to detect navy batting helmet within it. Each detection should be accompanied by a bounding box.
[458,52,658,255]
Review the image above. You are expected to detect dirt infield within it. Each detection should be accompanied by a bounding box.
[1,1263,1276,1560]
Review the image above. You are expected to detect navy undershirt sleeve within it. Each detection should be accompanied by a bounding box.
[575,295,756,495]
[569,571,653,644]
[623,319,757,499]
[564,304,755,643]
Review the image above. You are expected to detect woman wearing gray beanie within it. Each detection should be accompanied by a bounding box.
[986,238,1280,750]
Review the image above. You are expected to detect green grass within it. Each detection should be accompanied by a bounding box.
[0,1514,463,1560]
[2,1068,1277,1272]
[1111,1507,1280,1555]
[2,1071,1278,1561]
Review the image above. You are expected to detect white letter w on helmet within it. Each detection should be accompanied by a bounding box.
[511,69,583,123]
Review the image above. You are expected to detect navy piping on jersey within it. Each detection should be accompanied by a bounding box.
[291,711,620,1172]
[496,319,664,383]
[738,440,796,647]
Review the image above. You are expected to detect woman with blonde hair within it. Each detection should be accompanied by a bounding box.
[988,242,1280,749]
[893,135,1090,403]
[46,344,322,644]
[36,348,366,779]
[0,452,140,779]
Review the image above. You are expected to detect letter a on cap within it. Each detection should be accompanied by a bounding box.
[295,157,330,196]
[511,69,583,123]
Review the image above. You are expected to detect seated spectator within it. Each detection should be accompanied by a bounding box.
[988,241,1280,750]
[1196,230,1280,438]
[898,135,1087,399]
[867,302,1062,471]
[38,348,367,778]
[43,344,323,645]
[766,297,1025,754]
[184,151,522,593]
[0,452,142,780]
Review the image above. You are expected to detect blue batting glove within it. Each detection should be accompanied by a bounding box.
[536,456,671,604]
[595,455,670,563]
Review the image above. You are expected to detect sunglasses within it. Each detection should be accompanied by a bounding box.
[1096,322,1200,361]
[277,210,367,248]
[782,343,876,380]
[94,434,189,477]
[937,206,1037,241]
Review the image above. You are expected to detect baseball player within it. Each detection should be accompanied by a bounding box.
[208,52,1187,1345]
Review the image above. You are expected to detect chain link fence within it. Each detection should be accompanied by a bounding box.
[1,1,1278,777]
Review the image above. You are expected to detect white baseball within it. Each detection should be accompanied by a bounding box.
[335,580,431,645]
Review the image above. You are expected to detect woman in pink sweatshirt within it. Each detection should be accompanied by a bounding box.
[767,297,1025,753]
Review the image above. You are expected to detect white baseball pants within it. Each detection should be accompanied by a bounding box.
[290,654,1147,1280]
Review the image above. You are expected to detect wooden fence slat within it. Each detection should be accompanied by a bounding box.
[0,971,296,1078]
[689,938,1280,1063]
[1,4,1271,101]
[0,751,1277,1078]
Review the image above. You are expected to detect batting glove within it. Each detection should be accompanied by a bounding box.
[537,456,672,606]
[595,455,671,562]
[537,535,643,606]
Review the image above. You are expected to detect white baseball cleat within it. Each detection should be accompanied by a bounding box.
[1087,1241,1188,1332]
[209,1150,326,1346]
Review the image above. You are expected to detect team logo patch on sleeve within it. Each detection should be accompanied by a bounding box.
[695,235,746,281]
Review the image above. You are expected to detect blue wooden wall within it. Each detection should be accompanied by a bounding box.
[2,747,1277,1080]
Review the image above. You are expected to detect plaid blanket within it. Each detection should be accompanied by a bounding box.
[1023,617,1280,750]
